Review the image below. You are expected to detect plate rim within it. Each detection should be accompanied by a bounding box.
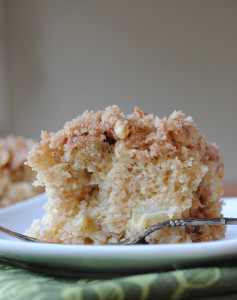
[0,196,237,273]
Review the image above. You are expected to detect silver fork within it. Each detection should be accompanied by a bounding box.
[1,217,237,245]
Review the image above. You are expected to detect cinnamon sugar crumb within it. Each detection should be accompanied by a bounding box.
[114,120,129,139]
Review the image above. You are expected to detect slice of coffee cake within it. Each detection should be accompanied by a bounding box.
[26,106,225,244]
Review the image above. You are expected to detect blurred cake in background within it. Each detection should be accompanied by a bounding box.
[0,136,44,208]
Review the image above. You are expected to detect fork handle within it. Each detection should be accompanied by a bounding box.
[121,217,237,245]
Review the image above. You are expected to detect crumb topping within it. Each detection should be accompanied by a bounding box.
[0,136,35,170]
[28,105,223,176]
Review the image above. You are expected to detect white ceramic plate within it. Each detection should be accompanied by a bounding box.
[0,194,237,276]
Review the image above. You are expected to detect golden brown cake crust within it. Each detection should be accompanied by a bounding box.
[0,136,44,207]
[27,106,225,244]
